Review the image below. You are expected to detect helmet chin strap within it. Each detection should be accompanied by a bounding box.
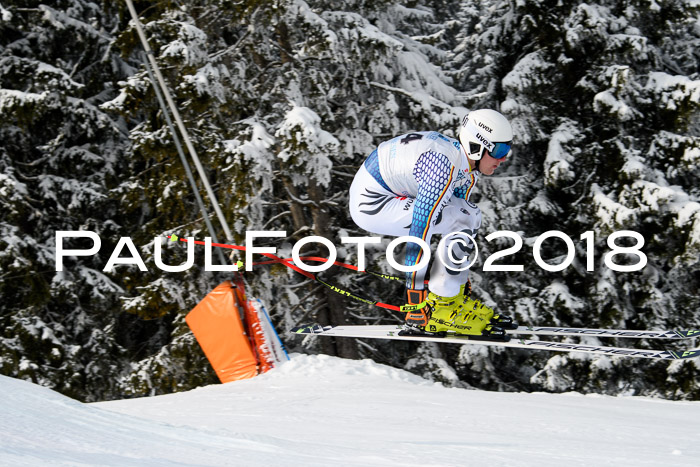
[475,146,488,172]
[462,142,482,172]
[474,158,482,172]
[465,147,484,173]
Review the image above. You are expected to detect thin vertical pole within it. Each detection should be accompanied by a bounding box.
[140,52,228,265]
[124,0,234,245]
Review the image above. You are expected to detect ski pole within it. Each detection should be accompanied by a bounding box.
[167,236,423,313]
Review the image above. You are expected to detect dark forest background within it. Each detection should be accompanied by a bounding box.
[1,0,698,401]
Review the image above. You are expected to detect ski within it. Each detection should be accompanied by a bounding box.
[509,326,700,340]
[290,324,700,360]
[292,324,700,340]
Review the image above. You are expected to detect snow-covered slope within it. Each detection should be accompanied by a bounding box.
[2,354,698,466]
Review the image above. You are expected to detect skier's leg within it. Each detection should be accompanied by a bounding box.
[350,162,432,326]
[427,198,516,329]
[349,164,413,237]
[427,198,481,297]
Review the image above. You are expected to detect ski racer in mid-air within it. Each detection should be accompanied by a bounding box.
[349,109,515,340]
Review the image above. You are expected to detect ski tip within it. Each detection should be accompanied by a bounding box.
[670,349,700,359]
[290,325,308,334]
[676,330,700,339]
[290,324,327,334]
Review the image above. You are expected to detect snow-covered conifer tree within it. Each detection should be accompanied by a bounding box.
[448,0,700,398]
[0,1,131,401]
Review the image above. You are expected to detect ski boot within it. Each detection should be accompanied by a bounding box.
[459,283,517,330]
[460,297,516,330]
[414,292,507,341]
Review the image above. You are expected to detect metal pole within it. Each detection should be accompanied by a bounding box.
[140,51,228,266]
[124,0,234,243]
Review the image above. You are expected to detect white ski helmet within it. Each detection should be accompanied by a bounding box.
[459,109,513,161]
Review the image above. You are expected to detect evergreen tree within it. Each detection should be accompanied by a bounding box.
[0,0,131,401]
[1,0,698,401]
[447,0,700,398]
[108,0,472,387]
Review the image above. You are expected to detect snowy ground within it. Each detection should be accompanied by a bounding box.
[1,354,699,466]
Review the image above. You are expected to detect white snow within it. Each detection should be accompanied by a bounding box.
[0,90,48,113]
[0,3,12,22]
[645,72,700,110]
[2,353,699,466]
[181,63,228,103]
[590,183,637,231]
[159,21,209,67]
[543,121,579,186]
[275,105,339,187]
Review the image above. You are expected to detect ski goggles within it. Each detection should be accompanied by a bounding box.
[488,141,512,159]
[464,119,512,159]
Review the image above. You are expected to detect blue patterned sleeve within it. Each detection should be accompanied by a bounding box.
[453,185,468,199]
[405,151,455,290]
[453,171,477,201]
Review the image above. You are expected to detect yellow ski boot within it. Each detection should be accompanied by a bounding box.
[401,288,510,341]
[423,291,495,336]
[460,283,517,330]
